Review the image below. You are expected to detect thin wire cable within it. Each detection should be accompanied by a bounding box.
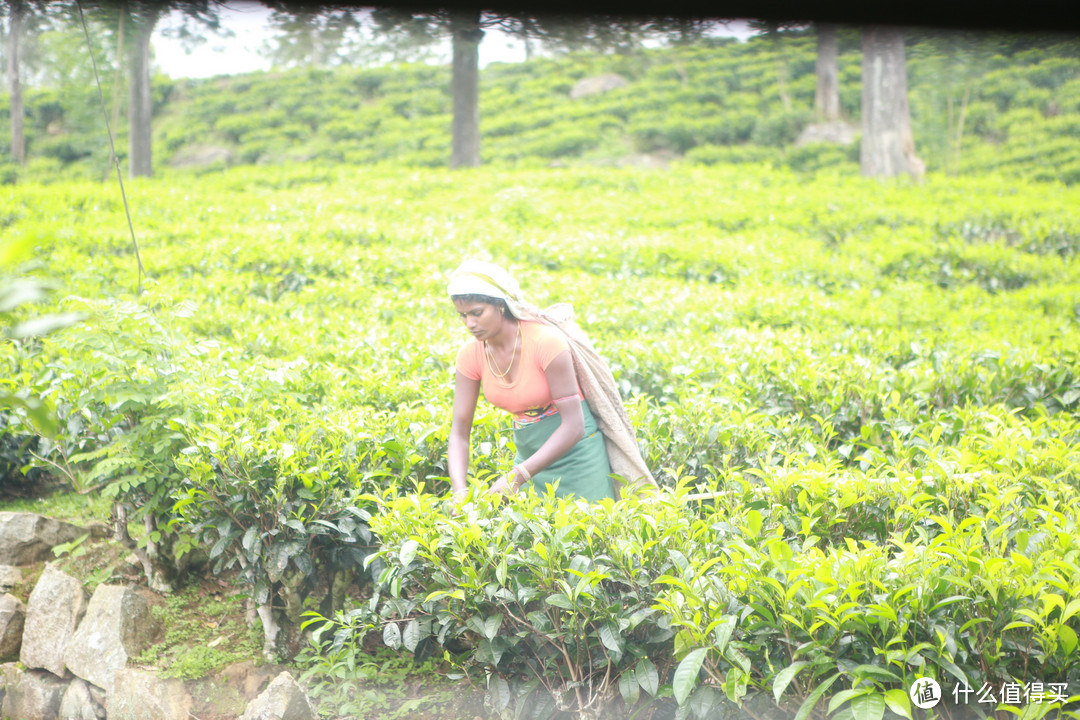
[75,0,145,296]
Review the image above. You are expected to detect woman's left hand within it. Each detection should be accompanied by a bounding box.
[489,475,514,495]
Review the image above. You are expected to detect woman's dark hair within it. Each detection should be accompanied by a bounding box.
[451,293,510,316]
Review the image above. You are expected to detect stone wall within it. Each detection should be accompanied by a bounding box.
[0,513,316,720]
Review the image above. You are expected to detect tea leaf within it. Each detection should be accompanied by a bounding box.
[673,647,708,705]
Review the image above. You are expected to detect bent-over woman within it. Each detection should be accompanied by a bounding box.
[446,260,617,502]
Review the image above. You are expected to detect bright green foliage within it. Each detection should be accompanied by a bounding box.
[355,485,697,718]
[343,462,1080,718]
[1,163,1079,716]
[24,299,204,590]
[296,644,472,719]
[0,234,84,488]
[171,400,384,658]
[3,31,1080,181]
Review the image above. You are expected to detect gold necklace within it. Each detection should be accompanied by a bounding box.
[485,323,520,379]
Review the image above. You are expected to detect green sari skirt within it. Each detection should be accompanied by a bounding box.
[513,403,615,502]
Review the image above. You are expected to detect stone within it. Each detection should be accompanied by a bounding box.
[221,660,291,701]
[20,564,88,677]
[0,665,67,720]
[0,593,26,661]
[64,584,161,692]
[0,564,22,592]
[0,512,89,565]
[569,73,628,99]
[238,671,317,720]
[794,121,859,146]
[86,683,107,709]
[170,144,234,169]
[107,668,192,720]
[60,677,107,720]
[0,662,18,711]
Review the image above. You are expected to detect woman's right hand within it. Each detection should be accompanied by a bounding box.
[489,466,529,496]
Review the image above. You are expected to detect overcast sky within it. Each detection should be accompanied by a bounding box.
[152,2,756,80]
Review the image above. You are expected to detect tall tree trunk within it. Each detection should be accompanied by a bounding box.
[7,0,26,166]
[815,23,840,122]
[449,9,483,168]
[128,9,159,178]
[860,26,924,179]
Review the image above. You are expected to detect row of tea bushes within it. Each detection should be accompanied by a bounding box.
[1,163,1078,716]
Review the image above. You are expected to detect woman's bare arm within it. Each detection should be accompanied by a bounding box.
[448,371,480,495]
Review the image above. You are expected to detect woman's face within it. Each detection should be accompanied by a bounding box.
[453,299,505,341]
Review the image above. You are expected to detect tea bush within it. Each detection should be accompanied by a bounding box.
[3,163,1079,716]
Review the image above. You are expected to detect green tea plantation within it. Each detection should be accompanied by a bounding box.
[1,162,1079,719]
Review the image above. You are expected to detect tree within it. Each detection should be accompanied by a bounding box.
[2,0,52,166]
[815,23,840,122]
[365,6,488,168]
[448,9,482,167]
[258,6,708,168]
[860,25,923,179]
[4,0,27,165]
[126,3,159,177]
[86,1,224,177]
[514,13,696,55]
[369,9,709,168]
[265,5,443,67]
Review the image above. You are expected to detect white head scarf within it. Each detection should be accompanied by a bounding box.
[447,260,530,318]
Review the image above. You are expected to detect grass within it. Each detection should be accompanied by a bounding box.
[132,583,263,681]
[0,488,111,527]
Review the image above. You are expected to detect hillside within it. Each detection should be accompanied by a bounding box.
[4,28,1080,183]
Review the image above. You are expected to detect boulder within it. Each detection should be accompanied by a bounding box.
[0,512,88,565]
[0,564,22,592]
[60,677,107,720]
[794,121,858,146]
[0,593,26,661]
[238,671,317,720]
[106,668,192,720]
[569,73,628,99]
[0,662,18,710]
[20,564,88,677]
[221,660,291,701]
[64,584,161,692]
[0,664,67,720]
[86,683,107,710]
[170,144,234,169]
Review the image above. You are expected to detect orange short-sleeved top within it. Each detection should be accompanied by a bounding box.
[456,320,581,422]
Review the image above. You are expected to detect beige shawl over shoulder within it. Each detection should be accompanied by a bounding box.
[516,302,656,498]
